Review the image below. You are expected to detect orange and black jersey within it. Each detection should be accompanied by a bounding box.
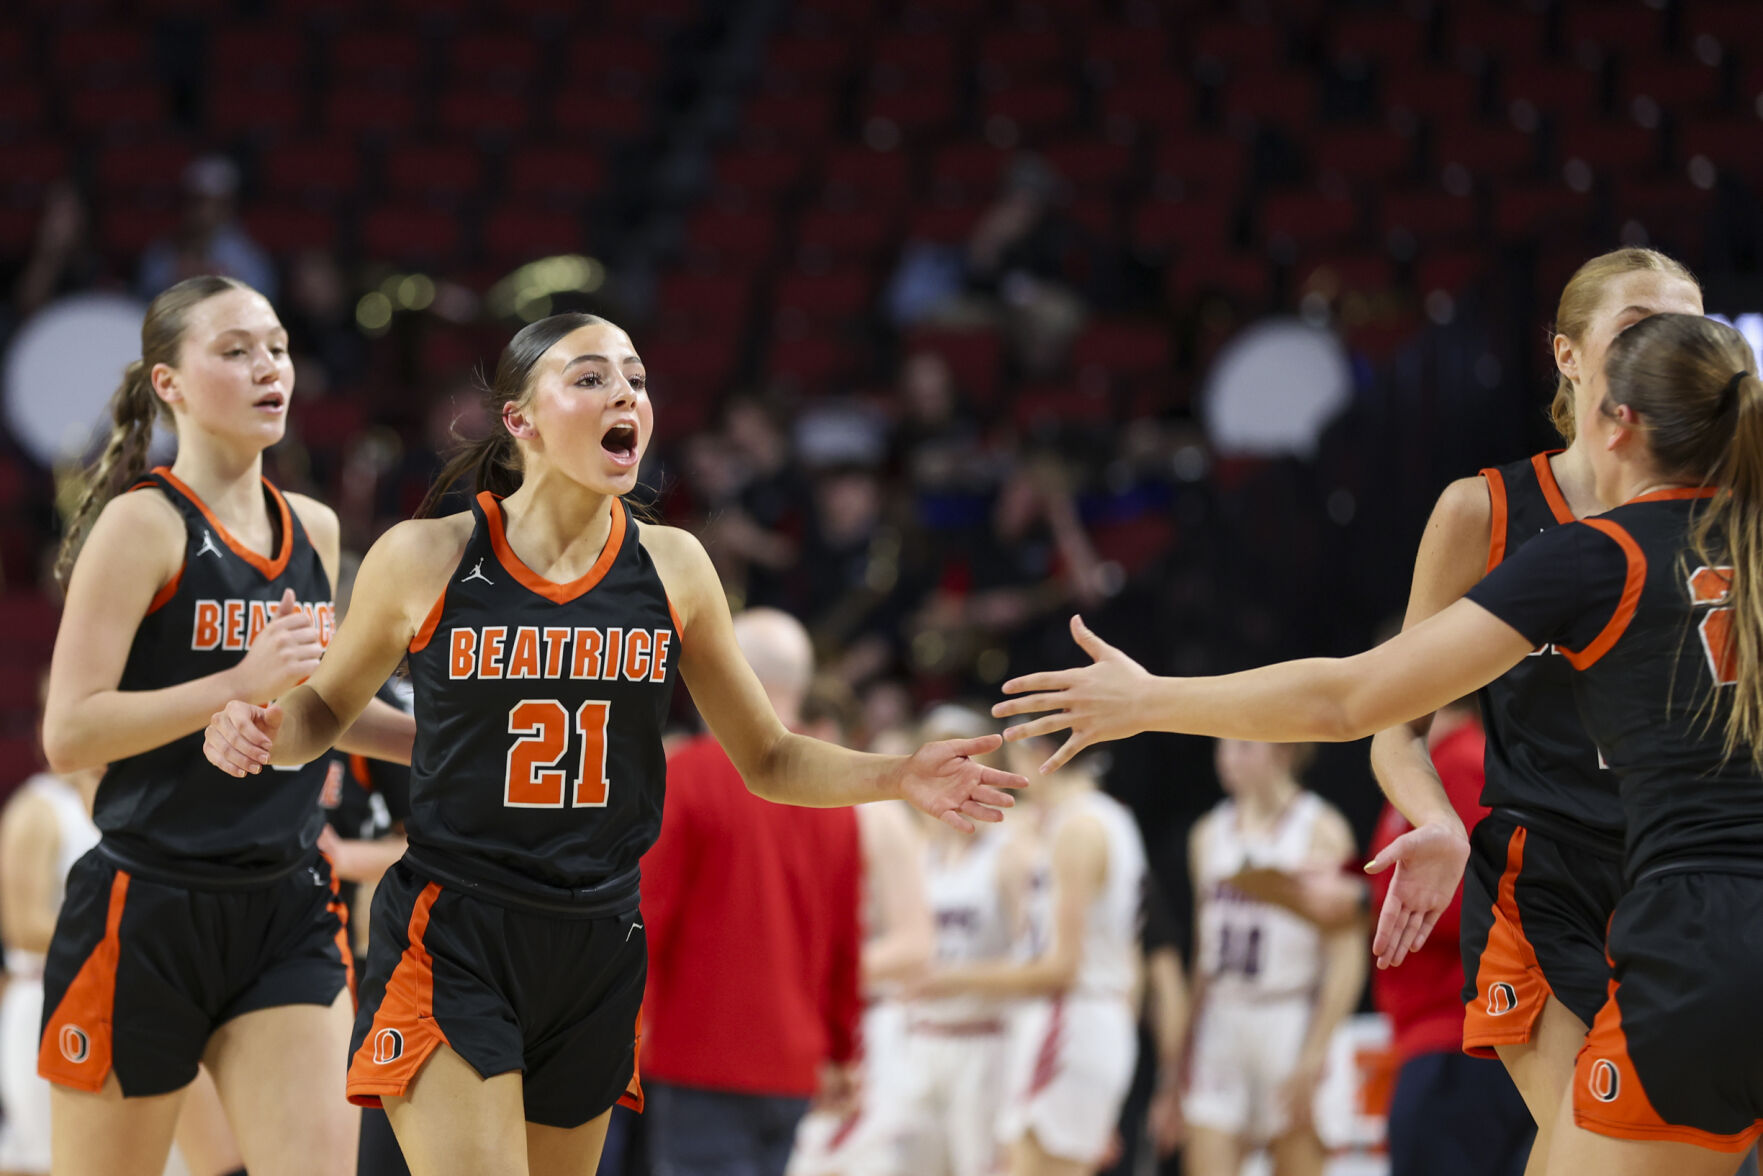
[100,469,335,881]
[403,493,679,913]
[1477,452,1621,850]
[1466,488,1759,879]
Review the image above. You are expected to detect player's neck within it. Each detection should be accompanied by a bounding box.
[1549,444,1604,517]
[498,473,617,577]
[167,438,267,527]
[1237,777,1299,825]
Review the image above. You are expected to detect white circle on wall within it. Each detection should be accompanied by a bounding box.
[4,293,153,465]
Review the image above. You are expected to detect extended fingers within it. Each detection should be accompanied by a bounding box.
[965,783,1018,809]
[974,766,1029,792]
[999,712,1074,744]
[1039,733,1089,774]
[998,671,1078,697]
[959,800,1004,823]
[939,810,975,834]
[204,728,262,778]
[940,733,1004,759]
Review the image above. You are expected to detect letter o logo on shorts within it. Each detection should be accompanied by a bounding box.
[1589,1059,1621,1103]
[372,1028,404,1065]
[59,1025,90,1064]
[1486,982,1518,1016]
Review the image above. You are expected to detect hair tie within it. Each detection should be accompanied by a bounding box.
[1720,369,1751,413]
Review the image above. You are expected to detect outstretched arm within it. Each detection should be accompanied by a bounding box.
[655,527,1026,830]
[205,520,451,775]
[994,603,1533,772]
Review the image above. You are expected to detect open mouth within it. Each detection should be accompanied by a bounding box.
[602,422,639,465]
[254,392,286,410]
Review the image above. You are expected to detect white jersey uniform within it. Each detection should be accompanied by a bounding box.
[1,774,100,1173]
[899,830,1013,1176]
[999,790,1146,1166]
[1186,791,1333,1142]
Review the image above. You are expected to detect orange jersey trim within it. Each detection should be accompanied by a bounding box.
[321,852,357,1003]
[1628,486,1719,504]
[1558,519,1646,671]
[618,1001,645,1112]
[153,466,294,580]
[1480,467,1508,573]
[409,583,448,654]
[666,595,684,646]
[39,870,130,1092]
[1462,826,1549,1058]
[145,563,185,615]
[1531,451,1575,524]
[347,881,448,1106]
[479,492,626,605]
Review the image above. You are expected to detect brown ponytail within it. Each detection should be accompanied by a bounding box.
[1602,313,1762,766]
[1547,248,1700,444]
[416,312,610,518]
[54,275,250,588]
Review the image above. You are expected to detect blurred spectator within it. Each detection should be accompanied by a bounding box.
[639,610,862,1176]
[10,182,107,323]
[137,156,277,301]
[281,250,369,395]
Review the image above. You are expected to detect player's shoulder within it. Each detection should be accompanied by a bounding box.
[1428,474,1494,540]
[93,480,186,540]
[282,491,338,547]
[362,513,475,587]
[635,519,709,574]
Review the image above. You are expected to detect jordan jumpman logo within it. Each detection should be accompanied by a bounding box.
[461,559,494,586]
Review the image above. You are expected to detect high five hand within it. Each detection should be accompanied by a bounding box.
[896,734,1027,832]
[992,615,1152,773]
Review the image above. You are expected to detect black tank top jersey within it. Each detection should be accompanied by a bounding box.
[404,493,679,910]
[100,468,336,880]
[1467,489,1763,879]
[1475,452,1621,848]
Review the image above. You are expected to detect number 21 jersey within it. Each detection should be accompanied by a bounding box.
[405,493,680,905]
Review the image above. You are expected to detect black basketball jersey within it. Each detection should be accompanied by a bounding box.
[403,493,679,909]
[1475,451,1621,848]
[1467,488,1763,878]
[98,468,336,880]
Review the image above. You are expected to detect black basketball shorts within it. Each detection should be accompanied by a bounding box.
[1574,871,1763,1151]
[1459,812,1624,1056]
[345,859,646,1129]
[39,847,352,1096]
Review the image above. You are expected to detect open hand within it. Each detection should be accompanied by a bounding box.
[204,699,284,778]
[895,734,1026,833]
[231,588,324,703]
[993,615,1152,772]
[1364,819,1470,968]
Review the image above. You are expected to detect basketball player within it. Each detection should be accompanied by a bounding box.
[996,312,1763,1172]
[917,734,1146,1176]
[1184,741,1364,1176]
[39,276,414,1176]
[1366,248,1702,1169]
[894,705,1027,1176]
[201,312,1025,1176]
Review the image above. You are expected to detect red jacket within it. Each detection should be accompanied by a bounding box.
[639,734,862,1096]
[1368,719,1491,1064]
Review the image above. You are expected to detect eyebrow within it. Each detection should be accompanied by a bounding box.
[215,327,286,338]
[564,353,644,368]
[1616,305,1655,318]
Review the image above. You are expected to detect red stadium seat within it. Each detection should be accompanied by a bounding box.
[1311,128,1416,184]
[383,143,484,198]
[451,31,541,81]
[68,84,170,133]
[1380,187,1478,241]
[717,147,811,200]
[1085,24,1171,80]
[1434,123,1537,178]
[1070,321,1172,380]
[822,146,912,204]
[1012,380,1115,431]
[1150,134,1248,196]
[1619,60,1723,111]
[324,86,420,136]
[1129,197,1238,257]
[1383,67,1482,121]
[1492,184,1593,237]
[551,91,650,141]
[687,208,780,267]
[1218,72,1317,128]
[100,204,179,255]
[768,336,862,389]
[482,206,585,265]
[558,33,660,82]
[863,88,957,136]
[95,140,195,199]
[261,139,363,203]
[1414,250,1487,297]
[773,269,875,323]
[1040,141,1135,197]
[904,328,1003,407]
[210,24,307,81]
[1327,11,1426,64]
[360,205,464,263]
[1680,119,1763,183]
[871,32,959,81]
[1165,250,1269,304]
[767,35,855,83]
[1563,4,1663,59]
[1610,177,1713,254]
[742,92,838,145]
[0,142,72,199]
[243,204,338,253]
[1294,253,1395,297]
[931,144,1012,201]
[0,81,39,136]
[330,30,425,83]
[437,89,535,138]
[1446,4,1545,61]
[506,145,606,202]
[1261,191,1361,249]
[794,206,899,265]
[53,26,148,78]
[1684,0,1763,53]
[982,84,1078,138]
[905,203,983,244]
[207,82,306,138]
[1557,119,1660,175]
[1502,62,1603,119]
[977,29,1065,76]
[656,270,752,326]
[1190,20,1284,68]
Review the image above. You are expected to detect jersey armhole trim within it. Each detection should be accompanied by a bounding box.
[1558,519,1646,671]
[666,595,684,647]
[152,466,295,580]
[1480,468,1508,573]
[144,563,184,615]
[1531,451,1575,525]
[409,584,448,654]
